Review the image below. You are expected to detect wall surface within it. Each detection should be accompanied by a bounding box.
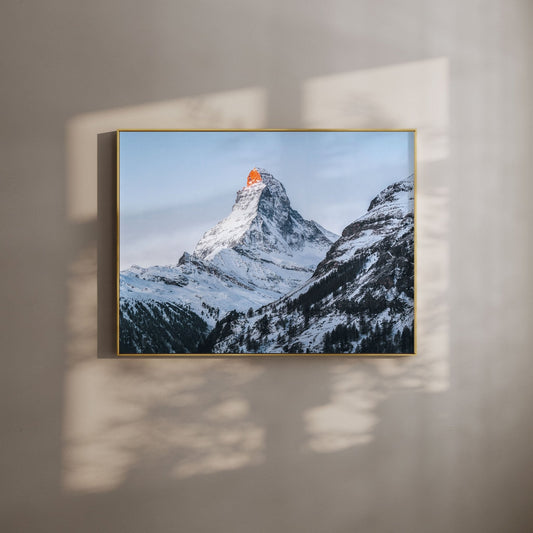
[1,1,532,532]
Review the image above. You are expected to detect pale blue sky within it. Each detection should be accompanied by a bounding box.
[120,130,414,269]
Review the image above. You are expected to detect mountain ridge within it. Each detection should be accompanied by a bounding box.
[204,175,415,354]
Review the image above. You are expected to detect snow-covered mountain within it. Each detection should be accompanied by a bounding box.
[119,168,338,353]
[194,169,337,261]
[203,176,415,354]
[192,169,338,299]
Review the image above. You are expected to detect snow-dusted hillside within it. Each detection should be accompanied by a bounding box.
[204,176,415,354]
[119,169,338,353]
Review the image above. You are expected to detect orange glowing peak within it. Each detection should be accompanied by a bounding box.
[247,168,262,187]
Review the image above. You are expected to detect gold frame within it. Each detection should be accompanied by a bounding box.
[116,129,417,357]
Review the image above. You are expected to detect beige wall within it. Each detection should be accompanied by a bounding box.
[1,1,532,532]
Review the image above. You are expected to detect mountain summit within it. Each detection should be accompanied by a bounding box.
[246,167,262,186]
[194,168,336,262]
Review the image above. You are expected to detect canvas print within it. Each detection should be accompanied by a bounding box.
[118,130,415,355]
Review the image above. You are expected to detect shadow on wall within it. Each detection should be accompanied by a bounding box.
[63,58,450,495]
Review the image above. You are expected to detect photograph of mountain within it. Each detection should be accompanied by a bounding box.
[118,130,415,355]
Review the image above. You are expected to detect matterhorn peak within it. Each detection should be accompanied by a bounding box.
[192,168,336,262]
[193,168,282,260]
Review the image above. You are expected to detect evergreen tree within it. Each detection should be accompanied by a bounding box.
[257,314,271,336]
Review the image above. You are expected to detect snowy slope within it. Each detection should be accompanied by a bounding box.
[120,253,286,327]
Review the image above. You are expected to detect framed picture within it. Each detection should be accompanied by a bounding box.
[117,130,416,356]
